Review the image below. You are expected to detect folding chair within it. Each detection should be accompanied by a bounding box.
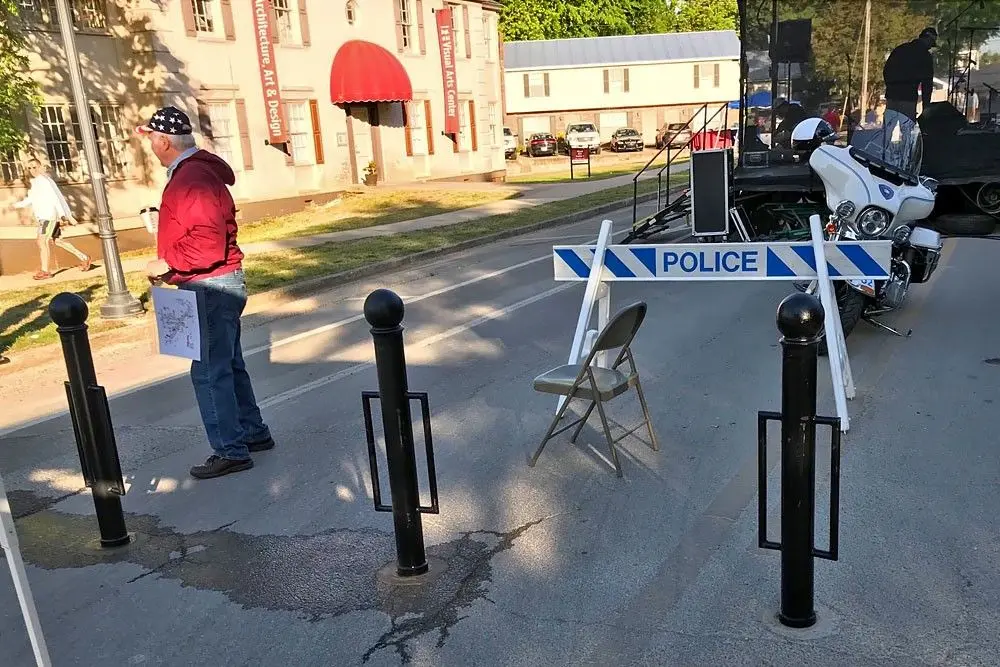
[528,301,659,477]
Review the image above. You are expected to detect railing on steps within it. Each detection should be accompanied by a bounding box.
[630,101,733,229]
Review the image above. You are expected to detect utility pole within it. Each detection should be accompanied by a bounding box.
[53,0,144,320]
[859,0,872,119]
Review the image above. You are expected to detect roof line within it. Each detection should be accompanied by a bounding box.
[503,56,740,72]
[503,29,738,46]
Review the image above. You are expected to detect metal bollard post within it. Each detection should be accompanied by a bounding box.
[49,293,130,548]
[361,288,439,578]
[757,292,841,628]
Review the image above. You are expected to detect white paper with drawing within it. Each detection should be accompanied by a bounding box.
[151,286,201,360]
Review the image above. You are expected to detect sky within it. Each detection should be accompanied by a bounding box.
[985,35,1000,53]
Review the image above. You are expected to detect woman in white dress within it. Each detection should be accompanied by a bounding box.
[8,158,92,280]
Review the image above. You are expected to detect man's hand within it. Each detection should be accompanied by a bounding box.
[146,258,170,284]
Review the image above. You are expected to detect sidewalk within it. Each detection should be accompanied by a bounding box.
[0,166,684,292]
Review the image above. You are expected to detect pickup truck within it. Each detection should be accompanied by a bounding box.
[559,123,602,155]
[503,126,517,159]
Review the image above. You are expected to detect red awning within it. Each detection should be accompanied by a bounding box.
[330,40,413,104]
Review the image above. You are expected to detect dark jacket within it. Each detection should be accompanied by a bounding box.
[883,39,934,104]
[156,150,244,285]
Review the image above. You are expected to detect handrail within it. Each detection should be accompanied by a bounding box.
[631,103,709,229]
[654,101,731,210]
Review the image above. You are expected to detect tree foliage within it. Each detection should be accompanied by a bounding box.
[499,0,738,42]
[0,0,41,154]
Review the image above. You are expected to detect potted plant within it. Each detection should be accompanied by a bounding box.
[363,160,378,186]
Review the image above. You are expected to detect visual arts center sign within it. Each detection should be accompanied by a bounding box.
[252,0,289,146]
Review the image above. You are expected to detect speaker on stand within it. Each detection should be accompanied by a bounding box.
[773,19,812,102]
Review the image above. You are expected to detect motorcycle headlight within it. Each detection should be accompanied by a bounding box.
[835,200,856,220]
[855,207,891,238]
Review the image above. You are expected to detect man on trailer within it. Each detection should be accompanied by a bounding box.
[883,27,937,121]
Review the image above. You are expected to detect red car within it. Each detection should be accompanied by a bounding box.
[527,132,557,157]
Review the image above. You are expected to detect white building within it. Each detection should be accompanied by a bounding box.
[502,31,741,147]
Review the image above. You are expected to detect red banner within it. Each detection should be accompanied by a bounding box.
[436,8,459,135]
[252,0,288,145]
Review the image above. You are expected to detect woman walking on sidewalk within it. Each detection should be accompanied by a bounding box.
[5,159,92,280]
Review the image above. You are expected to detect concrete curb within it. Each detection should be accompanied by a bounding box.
[244,189,666,312]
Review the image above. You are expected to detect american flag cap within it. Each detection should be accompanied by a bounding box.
[135,105,193,136]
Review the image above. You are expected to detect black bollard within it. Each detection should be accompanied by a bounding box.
[362,288,439,577]
[49,293,130,548]
[757,291,841,629]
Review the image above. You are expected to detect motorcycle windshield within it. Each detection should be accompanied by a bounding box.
[849,112,923,177]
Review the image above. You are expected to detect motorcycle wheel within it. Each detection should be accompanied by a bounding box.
[818,283,867,356]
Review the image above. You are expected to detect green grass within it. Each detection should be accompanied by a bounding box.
[119,187,520,259]
[0,174,685,356]
[508,154,689,185]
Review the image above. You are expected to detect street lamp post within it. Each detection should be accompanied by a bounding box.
[53,0,144,320]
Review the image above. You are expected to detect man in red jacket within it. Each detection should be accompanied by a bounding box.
[138,105,274,479]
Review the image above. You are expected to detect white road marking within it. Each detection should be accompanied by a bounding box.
[257,282,578,408]
[0,221,675,436]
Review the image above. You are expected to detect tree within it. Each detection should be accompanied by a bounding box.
[0,0,41,154]
[498,0,737,42]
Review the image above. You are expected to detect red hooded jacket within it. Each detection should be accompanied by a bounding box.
[156,150,244,285]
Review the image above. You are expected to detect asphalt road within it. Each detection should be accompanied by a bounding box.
[1,200,998,666]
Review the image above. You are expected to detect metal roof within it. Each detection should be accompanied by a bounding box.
[503,31,740,71]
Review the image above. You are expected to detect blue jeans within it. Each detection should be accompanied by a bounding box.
[179,269,270,460]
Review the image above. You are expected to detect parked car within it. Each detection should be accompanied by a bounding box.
[655,122,691,149]
[526,132,557,157]
[558,123,601,154]
[503,126,517,159]
[609,127,643,152]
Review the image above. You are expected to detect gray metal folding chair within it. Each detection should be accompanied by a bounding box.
[528,301,659,477]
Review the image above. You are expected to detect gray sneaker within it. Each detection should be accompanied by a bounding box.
[190,455,253,479]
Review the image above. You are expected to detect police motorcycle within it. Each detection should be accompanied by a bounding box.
[790,114,943,349]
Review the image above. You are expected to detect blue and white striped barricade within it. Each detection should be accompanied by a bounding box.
[553,217,890,432]
[552,241,891,282]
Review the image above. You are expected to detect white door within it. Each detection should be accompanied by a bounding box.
[599,112,628,142]
[521,115,551,138]
[641,109,658,146]
[351,106,373,183]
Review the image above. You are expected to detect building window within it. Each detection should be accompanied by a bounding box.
[286,101,315,165]
[447,2,464,58]
[16,0,107,30]
[407,101,428,155]
[89,103,129,178]
[192,0,217,33]
[604,67,629,94]
[1,149,22,185]
[272,0,298,43]
[346,0,356,24]
[397,0,412,49]
[40,105,74,178]
[524,72,549,98]
[206,102,239,168]
[694,63,721,89]
[482,14,493,61]
[487,102,498,146]
[458,102,470,152]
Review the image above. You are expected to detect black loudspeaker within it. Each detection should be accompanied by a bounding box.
[775,19,811,63]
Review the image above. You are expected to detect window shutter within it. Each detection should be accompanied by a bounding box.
[523,73,529,97]
[416,0,425,54]
[713,63,720,87]
[403,102,413,156]
[181,0,196,37]
[462,4,471,58]
[283,103,293,165]
[298,0,311,46]
[624,68,630,92]
[235,99,254,170]
[309,99,324,164]
[221,0,235,40]
[424,100,434,155]
[693,65,700,89]
[392,0,404,51]
[543,72,549,96]
[603,69,609,94]
[469,100,477,151]
[196,99,213,140]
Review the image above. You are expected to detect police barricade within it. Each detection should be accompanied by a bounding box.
[552,214,892,432]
